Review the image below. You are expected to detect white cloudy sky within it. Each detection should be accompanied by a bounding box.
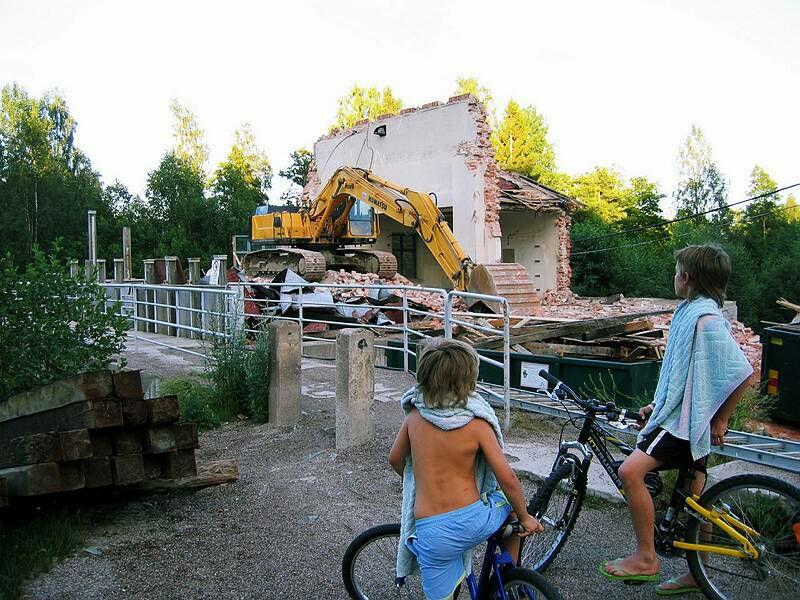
[1,0,798,208]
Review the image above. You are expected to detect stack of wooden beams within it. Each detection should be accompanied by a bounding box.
[0,371,199,503]
[461,310,671,361]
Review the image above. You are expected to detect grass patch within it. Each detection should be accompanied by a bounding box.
[728,386,776,433]
[0,509,87,600]
[161,324,272,430]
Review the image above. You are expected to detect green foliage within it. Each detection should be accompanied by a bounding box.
[728,387,776,433]
[570,167,632,223]
[170,99,209,175]
[160,377,222,430]
[491,100,560,186]
[0,509,88,599]
[674,125,728,216]
[333,85,403,130]
[454,76,494,117]
[0,248,129,400]
[279,147,313,204]
[160,325,271,427]
[0,84,111,263]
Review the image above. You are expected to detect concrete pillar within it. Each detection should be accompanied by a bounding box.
[267,320,301,425]
[69,260,80,279]
[335,329,375,450]
[95,259,106,283]
[156,257,177,336]
[137,259,157,333]
[187,258,202,339]
[113,259,124,283]
[107,258,124,308]
[87,210,97,265]
[122,226,132,280]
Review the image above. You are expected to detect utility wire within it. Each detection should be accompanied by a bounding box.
[571,201,800,257]
[572,182,800,245]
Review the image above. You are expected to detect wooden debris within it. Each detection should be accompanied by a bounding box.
[137,459,238,492]
[0,463,61,496]
[0,433,60,468]
[145,396,180,425]
[58,429,92,462]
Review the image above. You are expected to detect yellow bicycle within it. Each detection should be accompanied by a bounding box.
[520,370,800,599]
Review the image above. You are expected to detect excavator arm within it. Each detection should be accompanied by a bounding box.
[307,167,475,290]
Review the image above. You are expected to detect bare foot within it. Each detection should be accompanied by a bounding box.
[603,555,660,577]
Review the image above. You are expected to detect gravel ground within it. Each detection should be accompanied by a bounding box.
[22,341,696,600]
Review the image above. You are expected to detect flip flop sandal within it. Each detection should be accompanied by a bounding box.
[599,561,660,584]
[656,577,701,596]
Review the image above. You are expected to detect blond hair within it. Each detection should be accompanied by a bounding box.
[416,338,479,409]
[674,244,731,308]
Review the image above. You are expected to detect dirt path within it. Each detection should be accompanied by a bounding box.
[22,344,702,599]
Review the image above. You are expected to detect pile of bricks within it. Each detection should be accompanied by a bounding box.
[320,269,448,313]
[0,371,198,506]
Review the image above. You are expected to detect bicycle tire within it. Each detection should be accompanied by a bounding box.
[486,567,563,600]
[519,456,587,572]
[684,473,800,600]
[341,523,425,599]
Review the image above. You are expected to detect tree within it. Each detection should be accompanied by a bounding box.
[620,176,666,232]
[278,147,312,204]
[673,125,728,217]
[170,99,208,175]
[210,124,272,240]
[491,100,566,190]
[0,84,106,262]
[333,85,403,130]
[569,166,631,223]
[454,76,494,116]
[786,194,800,223]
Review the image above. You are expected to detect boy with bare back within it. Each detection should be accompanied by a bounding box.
[389,338,542,600]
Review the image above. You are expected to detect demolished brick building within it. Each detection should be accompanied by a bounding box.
[301,94,579,295]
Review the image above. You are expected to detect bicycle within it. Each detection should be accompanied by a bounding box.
[342,519,562,600]
[518,369,800,599]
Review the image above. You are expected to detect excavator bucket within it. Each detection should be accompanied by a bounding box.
[467,263,541,316]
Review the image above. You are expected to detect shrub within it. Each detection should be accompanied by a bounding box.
[0,248,129,400]
[161,324,272,428]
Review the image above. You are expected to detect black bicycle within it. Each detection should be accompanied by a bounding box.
[343,519,562,600]
[519,370,800,600]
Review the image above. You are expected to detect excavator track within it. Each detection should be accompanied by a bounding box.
[467,263,541,316]
[322,249,398,279]
[241,247,327,281]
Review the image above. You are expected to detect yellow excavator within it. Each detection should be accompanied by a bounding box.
[244,167,539,314]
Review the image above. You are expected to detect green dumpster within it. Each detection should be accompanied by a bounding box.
[386,340,661,408]
[761,325,800,425]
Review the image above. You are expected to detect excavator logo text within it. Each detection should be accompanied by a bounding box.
[362,191,388,211]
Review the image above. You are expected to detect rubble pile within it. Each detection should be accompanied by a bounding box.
[320,270,447,313]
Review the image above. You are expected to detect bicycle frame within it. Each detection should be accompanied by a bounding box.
[545,381,762,561]
[465,527,526,600]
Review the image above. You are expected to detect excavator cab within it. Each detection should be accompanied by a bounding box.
[346,199,376,238]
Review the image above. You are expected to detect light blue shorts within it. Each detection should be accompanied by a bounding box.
[406,490,512,600]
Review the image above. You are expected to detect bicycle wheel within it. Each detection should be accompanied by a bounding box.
[684,474,800,600]
[342,523,425,599]
[519,455,587,572]
[487,567,563,600]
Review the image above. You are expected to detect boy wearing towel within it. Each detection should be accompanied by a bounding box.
[601,244,753,594]
[389,338,542,600]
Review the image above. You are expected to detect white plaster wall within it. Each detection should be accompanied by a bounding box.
[312,101,494,264]
[374,216,451,288]
[499,211,559,291]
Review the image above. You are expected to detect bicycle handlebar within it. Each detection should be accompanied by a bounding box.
[538,369,639,426]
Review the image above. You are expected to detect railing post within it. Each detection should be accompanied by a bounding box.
[187,258,202,339]
[503,300,511,432]
[402,289,409,373]
[141,259,156,333]
[444,291,453,339]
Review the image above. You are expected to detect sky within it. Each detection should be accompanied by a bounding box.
[1,0,798,211]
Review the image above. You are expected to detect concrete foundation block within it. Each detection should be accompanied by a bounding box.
[267,320,301,426]
[335,329,375,450]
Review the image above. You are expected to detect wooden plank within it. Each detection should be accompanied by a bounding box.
[162,450,197,479]
[0,372,114,423]
[111,454,145,486]
[143,455,164,480]
[580,320,653,341]
[112,370,144,400]
[145,396,180,425]
[522,342,615,358]
[0,433,60,468]
[0,399,123,442]
[113,430,143,456]
[121,398,148,426]
[473,310,672,350]
[0,477,7,507]
[0,462,61,496]
[143,427,176,454]
[58,429,92,462]
[58,462,86,491]
[89,431,114,457]
[137,459,238,491]
[82,457,113,488]
[174,423,199,450]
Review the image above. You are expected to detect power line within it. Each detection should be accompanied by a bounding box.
[572,182,800,245]
[571,201,800,257]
